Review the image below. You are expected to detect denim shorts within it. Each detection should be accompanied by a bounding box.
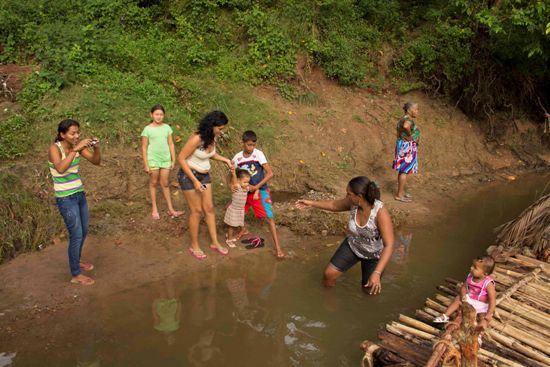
[329,238,380,286]
[178,169,211,191]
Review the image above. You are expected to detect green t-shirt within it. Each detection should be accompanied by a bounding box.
[141,124,173,165]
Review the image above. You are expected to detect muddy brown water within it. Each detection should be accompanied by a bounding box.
[1,174,549,367]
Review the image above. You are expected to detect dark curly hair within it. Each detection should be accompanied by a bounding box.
[348,176,380,205]
[196,111,228,149]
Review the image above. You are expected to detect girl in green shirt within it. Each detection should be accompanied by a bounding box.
[141,105,183,220]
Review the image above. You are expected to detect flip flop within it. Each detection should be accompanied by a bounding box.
[188,248,207,260]
[210,246,229,255]
[405,192,413,198]
[70,276,95,286]
[79,262,94,271]
[394,196,412,203]
[226,239,237,248]
[245,238,265,249]
[241,236,261,244]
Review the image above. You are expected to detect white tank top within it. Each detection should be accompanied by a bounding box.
[186,145,216,172]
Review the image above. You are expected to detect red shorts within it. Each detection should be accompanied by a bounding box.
[245,188,273,219]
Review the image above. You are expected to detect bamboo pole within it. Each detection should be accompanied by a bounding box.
[425,298,447,313]
[486,329,550,365]
[398,314,440,335]
[483,339,547,367]
[499,298,550,325]
[437,284,458,296]
[497,308,550,339]
[390,321,436,340]
[385,324,428,345]
[478,348,529,367]
[423,307,441,318]
[491,319,550,353]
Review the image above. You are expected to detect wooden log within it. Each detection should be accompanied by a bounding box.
[359,340,380,367]
[425,298,447,314]
[425,315,462,367]
[398,314,440,335]
[415,309,437,324]
[390,322,436,340]
[486,329,550,365]
[378,330,432,366]
[510,292,550,313]
[435,293,453,306]
[423,307,441,318]
[493,268,550,298]
[437,284,459,297]
[514,255,550,272]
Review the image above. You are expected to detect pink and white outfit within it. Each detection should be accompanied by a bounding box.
[465,273,494,314]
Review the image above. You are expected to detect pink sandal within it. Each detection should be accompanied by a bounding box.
[188,248,207,260]
[210,246,229,255]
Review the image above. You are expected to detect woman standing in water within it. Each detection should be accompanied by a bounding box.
[177,111,233,260]
[48,119,101,285]
[392,101,420,203]
[296,176,394,293]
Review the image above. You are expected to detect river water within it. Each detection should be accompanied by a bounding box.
[2,173,549,366]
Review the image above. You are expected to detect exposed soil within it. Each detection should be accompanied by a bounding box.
[1,61,549,345]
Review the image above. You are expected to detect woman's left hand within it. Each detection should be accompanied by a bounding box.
[365,273,382,295]
[225,159,234,170]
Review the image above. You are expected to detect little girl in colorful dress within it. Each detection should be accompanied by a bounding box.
[434,255,496,331]
[224,168,252,247]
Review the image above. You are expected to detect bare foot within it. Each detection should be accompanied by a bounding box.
[168,210,184,218]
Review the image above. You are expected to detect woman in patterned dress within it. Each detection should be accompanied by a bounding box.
[295,176,395,294]
[392,101,420,203]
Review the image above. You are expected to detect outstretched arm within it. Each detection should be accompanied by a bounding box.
[295,197,353,212]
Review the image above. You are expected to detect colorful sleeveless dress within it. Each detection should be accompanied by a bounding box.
[392,116,420,174]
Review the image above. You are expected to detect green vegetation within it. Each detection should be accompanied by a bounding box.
[0,0,548,259]
[0,173,63,262]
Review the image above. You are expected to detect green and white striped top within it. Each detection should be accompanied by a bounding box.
[48,142,84,198]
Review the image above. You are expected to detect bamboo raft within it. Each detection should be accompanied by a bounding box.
[361,254,550,367]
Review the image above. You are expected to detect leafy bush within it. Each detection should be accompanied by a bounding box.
[0,173,63,262]
[0,115,32,160]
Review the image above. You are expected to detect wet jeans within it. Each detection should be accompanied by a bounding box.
[56,191,89,276]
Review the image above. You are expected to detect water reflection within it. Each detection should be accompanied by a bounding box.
[392,231,412,264]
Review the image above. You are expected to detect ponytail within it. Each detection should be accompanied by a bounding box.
[348,176,380,205]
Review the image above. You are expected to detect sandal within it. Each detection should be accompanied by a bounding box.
[226,239,237,248]
[168,210,184,219]
[70,275,95,286]
[188,248,207,260]
[241,236,261,244]
[405,192,413,198]
[210,245,229,255]
[394,196,412,203]
[433,314,449,323]
[245,238,265,249]
[79,261,94,271]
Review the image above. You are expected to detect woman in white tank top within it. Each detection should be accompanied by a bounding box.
[296,176,395,294]
[177,111,233,260]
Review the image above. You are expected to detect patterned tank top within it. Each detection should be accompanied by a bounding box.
[347,200,384,259]
[48,142,84,198]
[396,116,420,141]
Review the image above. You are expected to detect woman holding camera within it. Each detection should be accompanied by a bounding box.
[177,111,233,260]
[48,119,101,285]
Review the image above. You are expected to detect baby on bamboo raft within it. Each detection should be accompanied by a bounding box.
[434,256,496,332]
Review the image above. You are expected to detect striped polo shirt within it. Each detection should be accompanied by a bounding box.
[48,142,84,198]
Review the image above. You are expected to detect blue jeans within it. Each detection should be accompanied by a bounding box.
[56,191,89,276]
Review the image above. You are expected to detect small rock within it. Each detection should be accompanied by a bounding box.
[321,230,328,236]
